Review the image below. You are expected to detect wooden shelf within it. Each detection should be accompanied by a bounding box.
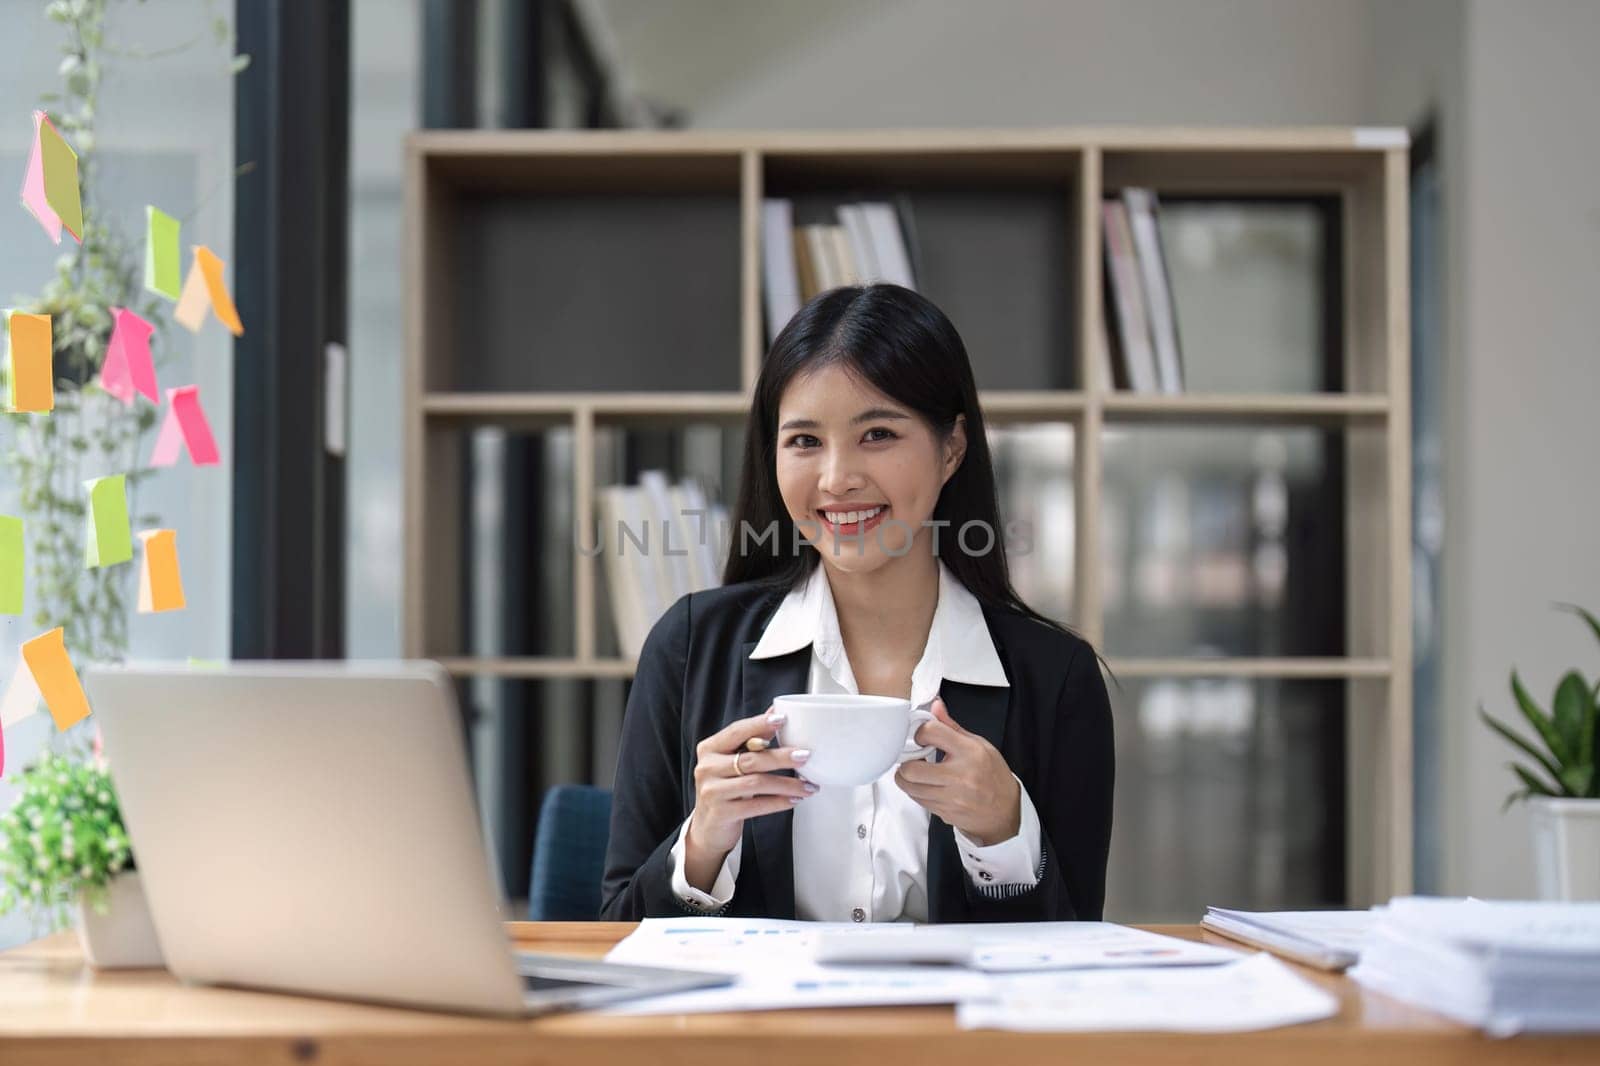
[406,127,1412,904]
[435,655,1391,682]
[422,392,751,422]
[436,657,638,680]
[1101,392,1389,424]
[420,389,1389,426]
[1105,657,1391,680]
[976,391,1086,421]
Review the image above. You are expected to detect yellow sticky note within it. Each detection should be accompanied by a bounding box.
[145,206,182,300]
[20,627,91,731]
[37,115,83,242]
[195,246,244,336]
[84,474,133,568]
[1,514,21,616]
[136,529,186,613]
[6,312,54,412]
[173,255,210,333]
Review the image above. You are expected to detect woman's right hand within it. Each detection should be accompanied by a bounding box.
[682,706,816,893]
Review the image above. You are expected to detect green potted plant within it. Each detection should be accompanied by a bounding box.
[1479,603,1600,900]
[0,746,159,967]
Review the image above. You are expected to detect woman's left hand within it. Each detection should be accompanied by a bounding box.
[895,697,1021,845]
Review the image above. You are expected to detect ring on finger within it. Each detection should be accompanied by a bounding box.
[733,750,749,776]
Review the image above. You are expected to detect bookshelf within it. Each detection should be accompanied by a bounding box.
[404,127,1410,905]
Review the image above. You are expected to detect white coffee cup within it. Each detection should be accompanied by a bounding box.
[772,693,939,787]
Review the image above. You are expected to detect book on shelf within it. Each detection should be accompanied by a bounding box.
[598,472,725,659]
[860,200,917,289]
[760,199,801,346]
[765,199,919,326]
[837,204,881,282]
[1123,187,1184,394]
[829,225,861,285]
[1101,198,1159,393]
[1102,189,1185,394]
[798,224,838,297]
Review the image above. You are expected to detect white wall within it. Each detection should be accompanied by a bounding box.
[600,0,1373,128]
[1441,0,1600,898]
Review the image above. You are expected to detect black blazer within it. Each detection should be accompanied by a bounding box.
[600,579,1114,923]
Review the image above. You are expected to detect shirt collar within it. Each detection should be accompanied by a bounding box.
[748,558,1009,688]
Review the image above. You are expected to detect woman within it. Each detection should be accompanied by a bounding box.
[601,284,1113,923]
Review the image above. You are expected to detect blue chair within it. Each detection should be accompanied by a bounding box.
[527,784,613,920]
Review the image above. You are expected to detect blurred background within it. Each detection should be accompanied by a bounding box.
[2,0,1597,942]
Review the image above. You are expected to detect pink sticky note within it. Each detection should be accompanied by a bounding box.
[20,111,62,244]
[149,385,220,467]
[149,403,186,466]
[99,308,159,407]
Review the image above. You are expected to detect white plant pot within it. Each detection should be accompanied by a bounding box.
[75,870,164,969]
[1529,796,1600,901]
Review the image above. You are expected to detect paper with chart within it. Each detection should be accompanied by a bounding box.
[597,916,1240,1015]
[962,921,1241,972]
[600,916,989,1014]
[958,953,1339,1032]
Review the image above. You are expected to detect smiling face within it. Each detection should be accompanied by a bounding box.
[774,363,965,574]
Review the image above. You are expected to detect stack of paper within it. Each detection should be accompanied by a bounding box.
[1200,907,1374,971]
[1348,897,1600,1034]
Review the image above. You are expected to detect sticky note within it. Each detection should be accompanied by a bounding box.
[5,311,53,412]
[20,112,61,243]
[1,659,41,729]
[145,206,182,300]
[0,515,21,616]
[84,474,133,568]
[99,307,160,407]
[136,529,185,613]
[36,113,82,242]
[20,628,91,731]
[0,658,44,777]
[195,246,244,336]
[173,255,210,332]
[149,385,220,467]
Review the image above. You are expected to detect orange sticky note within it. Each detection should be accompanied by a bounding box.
[195,246,243,336]
[136,529,186,613]
[19,627,90,731]
[6,311,53,412]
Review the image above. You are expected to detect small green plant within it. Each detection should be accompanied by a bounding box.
[0,749,131,931]
[1479,603,1600,808]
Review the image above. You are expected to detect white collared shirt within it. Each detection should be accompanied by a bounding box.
[668,558,1043,922]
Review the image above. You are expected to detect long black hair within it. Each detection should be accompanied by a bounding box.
[721,283,1079,644]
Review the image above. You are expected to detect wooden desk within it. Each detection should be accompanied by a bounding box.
[0,922,1593,1065]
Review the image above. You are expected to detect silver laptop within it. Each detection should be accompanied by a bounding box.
[86,661,729,1016]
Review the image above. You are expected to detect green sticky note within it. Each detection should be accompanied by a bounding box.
[145,206,182,300]
[37,116,83,241]
[84,474,133,568]
[0,515,22,615]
